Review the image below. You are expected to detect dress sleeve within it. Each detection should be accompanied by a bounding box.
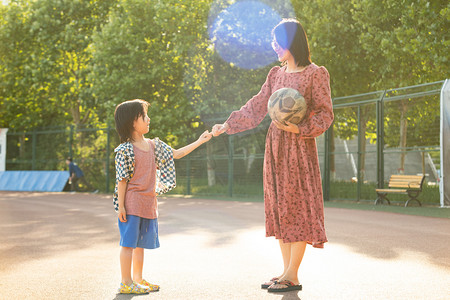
[298,67,334,138]
[225,67,278,135]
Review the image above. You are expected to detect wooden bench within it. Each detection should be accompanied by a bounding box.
[375,175,425,207]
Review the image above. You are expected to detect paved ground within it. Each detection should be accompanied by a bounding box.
[0,191,449,300]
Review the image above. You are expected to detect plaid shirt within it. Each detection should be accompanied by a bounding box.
[112,138,176,212]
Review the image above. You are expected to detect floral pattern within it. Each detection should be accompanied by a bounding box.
[226,64,334,247]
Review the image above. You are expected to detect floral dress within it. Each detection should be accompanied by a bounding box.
[225,63,334,247]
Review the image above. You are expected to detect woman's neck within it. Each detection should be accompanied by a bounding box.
[285,57,306,73]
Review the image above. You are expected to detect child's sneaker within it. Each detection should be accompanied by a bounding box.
[140,279,160,292]
[118,281,150,294]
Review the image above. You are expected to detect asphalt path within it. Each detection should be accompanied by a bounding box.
[0,191,449,300]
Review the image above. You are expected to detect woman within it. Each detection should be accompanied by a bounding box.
[212,19,333,293]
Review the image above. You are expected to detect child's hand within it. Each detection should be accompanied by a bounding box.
[198,130,213,144]
[118,207,127,222]
[212,123,229,136]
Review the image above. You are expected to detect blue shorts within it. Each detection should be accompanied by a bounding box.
[118,215,160,249]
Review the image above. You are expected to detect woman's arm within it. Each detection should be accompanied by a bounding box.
[212,67,278,136]
[272,67,333,137]
[296,67,333,137]
[172,130,212,159]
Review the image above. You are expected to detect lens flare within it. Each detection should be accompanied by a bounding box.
[209,1,294,70]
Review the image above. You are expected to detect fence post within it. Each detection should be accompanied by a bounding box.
[32,130,37,170]
[105,125,111,193]
[228,135,234,197]
[186,156,191,195]
[376,91,386,189]
[323,125,331,201]
[357,106,362,201]
[69,125,74,159]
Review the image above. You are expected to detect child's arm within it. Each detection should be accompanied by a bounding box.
[117,179,128,222]
[172,130,212,159]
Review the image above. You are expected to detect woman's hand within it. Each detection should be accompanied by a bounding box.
[118,207,127,223]
[212,123,230,136]
[198,130,213,144]
[273,120,300,134]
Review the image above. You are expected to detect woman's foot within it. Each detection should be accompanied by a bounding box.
[261,277,280,289]
[267,279,302,293]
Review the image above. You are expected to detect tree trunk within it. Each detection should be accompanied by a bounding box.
[360,120,367,183]
[70,99,81,127]
[70,99,91,149]
[19,134,26,169]
[206,141,216,186]
[242,146,256,174]
[399,100,408,174]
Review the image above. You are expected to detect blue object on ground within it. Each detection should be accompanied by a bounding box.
[0,171,70,192]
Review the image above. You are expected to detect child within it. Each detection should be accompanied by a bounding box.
[65,157,98,193]
[113,99,212,294]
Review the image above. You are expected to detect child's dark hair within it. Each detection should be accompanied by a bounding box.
[114,99,150,143]
[272,19,311,67]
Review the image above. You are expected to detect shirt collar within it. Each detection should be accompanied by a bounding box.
[114,141,133,153]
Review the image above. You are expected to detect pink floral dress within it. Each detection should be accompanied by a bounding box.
[225,63,333,247]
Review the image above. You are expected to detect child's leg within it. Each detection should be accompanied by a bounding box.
[120,246,134,286]
[132,247,144,282]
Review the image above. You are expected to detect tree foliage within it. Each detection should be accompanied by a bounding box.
[0,0,116,130]
[0,0,448,148]
[90,0,215,145]
[293,0,448,148]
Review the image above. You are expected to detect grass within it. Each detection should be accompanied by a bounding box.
[329,180,440,204]
[324,200,449,219]
[170,178,441,203]
[164,178,448,219]
[165,193,449,219]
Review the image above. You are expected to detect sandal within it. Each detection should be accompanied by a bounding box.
[267,280,302,293]
[140,279,160,292]
[261,277,279,289]
[118,281,150,294]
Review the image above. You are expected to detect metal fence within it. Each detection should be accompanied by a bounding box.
[5,81,445,204]
[325,81,444,204]
[6,124,118,193]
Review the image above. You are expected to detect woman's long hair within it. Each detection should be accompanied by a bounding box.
[272,19,312,67]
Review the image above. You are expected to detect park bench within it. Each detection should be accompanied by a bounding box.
[375,175,425,207]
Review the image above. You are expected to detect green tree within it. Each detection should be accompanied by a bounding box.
[292,0,378,180]
[28,0,116,128]
[0,0,116,131]
[293,0,449,179]
[0,0,60,130]
[0,0,116,176]
[352,0,449,173]
[90,0,214,146]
